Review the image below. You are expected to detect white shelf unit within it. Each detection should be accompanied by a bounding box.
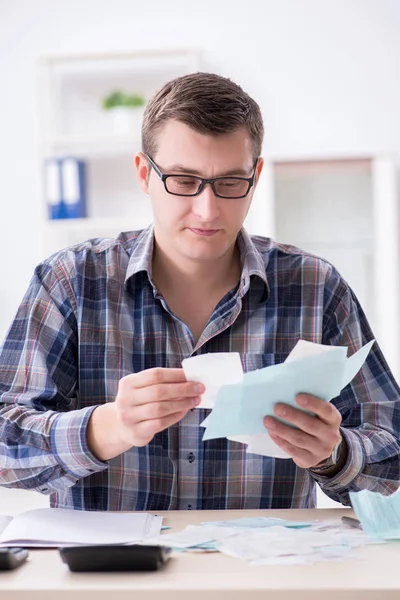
[246,155,400,381]
[36,48,201,256]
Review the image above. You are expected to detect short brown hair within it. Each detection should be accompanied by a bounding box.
[141,72,264,162]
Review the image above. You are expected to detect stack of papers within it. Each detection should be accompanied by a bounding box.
[144,516,381,565]
[183,340,374,458]
[0,508,163,548]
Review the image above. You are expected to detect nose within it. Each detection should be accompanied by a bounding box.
[191,183,220,221]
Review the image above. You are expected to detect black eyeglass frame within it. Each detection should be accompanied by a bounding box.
[145,154,258,199]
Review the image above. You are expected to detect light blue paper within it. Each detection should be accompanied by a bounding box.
[202,385,243,440]
[350,489,400,539]
[203,341,374,442]
[201,517,312,529]
[239,350,347,435]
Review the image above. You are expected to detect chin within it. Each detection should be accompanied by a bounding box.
[181,243,229,263]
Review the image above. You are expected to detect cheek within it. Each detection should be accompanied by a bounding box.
[222,201,251,223]
[151,192,190,223]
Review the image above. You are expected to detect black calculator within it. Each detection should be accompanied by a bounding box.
[60,544,172,572]
[0,548,29,570]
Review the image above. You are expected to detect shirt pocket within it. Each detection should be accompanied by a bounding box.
[240,353,289,373]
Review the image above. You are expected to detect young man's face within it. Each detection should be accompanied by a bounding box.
[135,120,263,266]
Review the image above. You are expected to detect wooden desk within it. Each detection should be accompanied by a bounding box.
[1,508,400,600]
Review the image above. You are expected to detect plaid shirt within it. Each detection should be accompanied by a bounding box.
[1,226,399,510]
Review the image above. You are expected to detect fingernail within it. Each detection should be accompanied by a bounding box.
[297,395,308,406]
[194,384,204,393]
[264,417,276,429]
[192,397,202,406]
[276,405,286,417]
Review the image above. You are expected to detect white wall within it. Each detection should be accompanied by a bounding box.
[1,0,400,338]
[1,0,399,511]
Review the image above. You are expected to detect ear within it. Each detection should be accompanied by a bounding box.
[135,152,150,194]
[254,157,264,187]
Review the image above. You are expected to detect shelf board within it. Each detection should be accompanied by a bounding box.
[38,47,200,65]
[41,135,140,158]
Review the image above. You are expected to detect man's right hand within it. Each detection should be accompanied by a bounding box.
[87,368,204,461]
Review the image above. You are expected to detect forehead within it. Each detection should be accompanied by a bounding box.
[153,120,254,171]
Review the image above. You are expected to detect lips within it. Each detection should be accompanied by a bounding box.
[188,228,219,237]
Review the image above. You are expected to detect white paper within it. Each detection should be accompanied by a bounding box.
[0,508,162,548]
[144,524,239,549]
[182,352,243,408]
[225,433,290,458]
[214,523,374,565]
[284,339,339,362]
[143,518,375,564]
[245,433,292,459]
[0,515,13,536]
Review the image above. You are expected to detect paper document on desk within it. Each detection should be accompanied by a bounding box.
[144,518,377,564]
[213,523,372,565]
[0,508,162,548]
[350,489,400,540]
[183,340,374,458]
[201,516,312,529]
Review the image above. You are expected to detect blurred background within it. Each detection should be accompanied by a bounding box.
[0,0,399,513]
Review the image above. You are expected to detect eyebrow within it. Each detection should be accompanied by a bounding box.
[163,163,253,177]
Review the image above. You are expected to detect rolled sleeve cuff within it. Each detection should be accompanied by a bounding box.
[309,427,366,492]
[50,405,109,479]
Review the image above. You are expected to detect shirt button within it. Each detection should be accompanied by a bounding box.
[187,452,195,463]
[187,504,193,510]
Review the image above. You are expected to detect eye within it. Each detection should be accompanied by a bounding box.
[218,179,242,188]
[170,177,198,187]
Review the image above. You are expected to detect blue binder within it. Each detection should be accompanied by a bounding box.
[45,158,63,220]
[61,158,86,219]
[45,158,86,219]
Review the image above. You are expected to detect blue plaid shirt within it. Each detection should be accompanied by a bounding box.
[1,226,399,510]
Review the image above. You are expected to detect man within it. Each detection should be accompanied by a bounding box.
[1,72,399,511]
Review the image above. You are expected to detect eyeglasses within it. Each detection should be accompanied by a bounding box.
[145,154,258,199]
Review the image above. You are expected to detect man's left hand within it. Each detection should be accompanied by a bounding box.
[263,394,342,469]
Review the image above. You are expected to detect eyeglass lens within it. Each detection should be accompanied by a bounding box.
[165,175,250,198]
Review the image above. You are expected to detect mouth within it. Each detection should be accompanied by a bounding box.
[188,228,220,237]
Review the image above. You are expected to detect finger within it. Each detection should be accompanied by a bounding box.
[132,397,201,423]
[268,432,318,469]
[265,404,341,447]
[296,394,342,427]
[134,408,189,439]
[265,417,330,454]
[268,404,328,438]
[123,368,188,389]
[120,380,205,406]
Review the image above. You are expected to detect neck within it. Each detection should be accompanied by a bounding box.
[152,239,241,296]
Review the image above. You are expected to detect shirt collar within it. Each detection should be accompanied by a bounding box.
[125,224,155,285]
[236,228,269,301]
[125,225,269,302]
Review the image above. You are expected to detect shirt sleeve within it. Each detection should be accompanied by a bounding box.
[309,266,400,505]
[0,260,108,494]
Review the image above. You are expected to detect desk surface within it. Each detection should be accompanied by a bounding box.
[1,507,400,600]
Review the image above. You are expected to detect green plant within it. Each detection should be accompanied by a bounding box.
[102,90,146,110]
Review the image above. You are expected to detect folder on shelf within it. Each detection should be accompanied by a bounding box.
[45,157,86,220]
[61,157,86,219]
[45,158,63,219]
